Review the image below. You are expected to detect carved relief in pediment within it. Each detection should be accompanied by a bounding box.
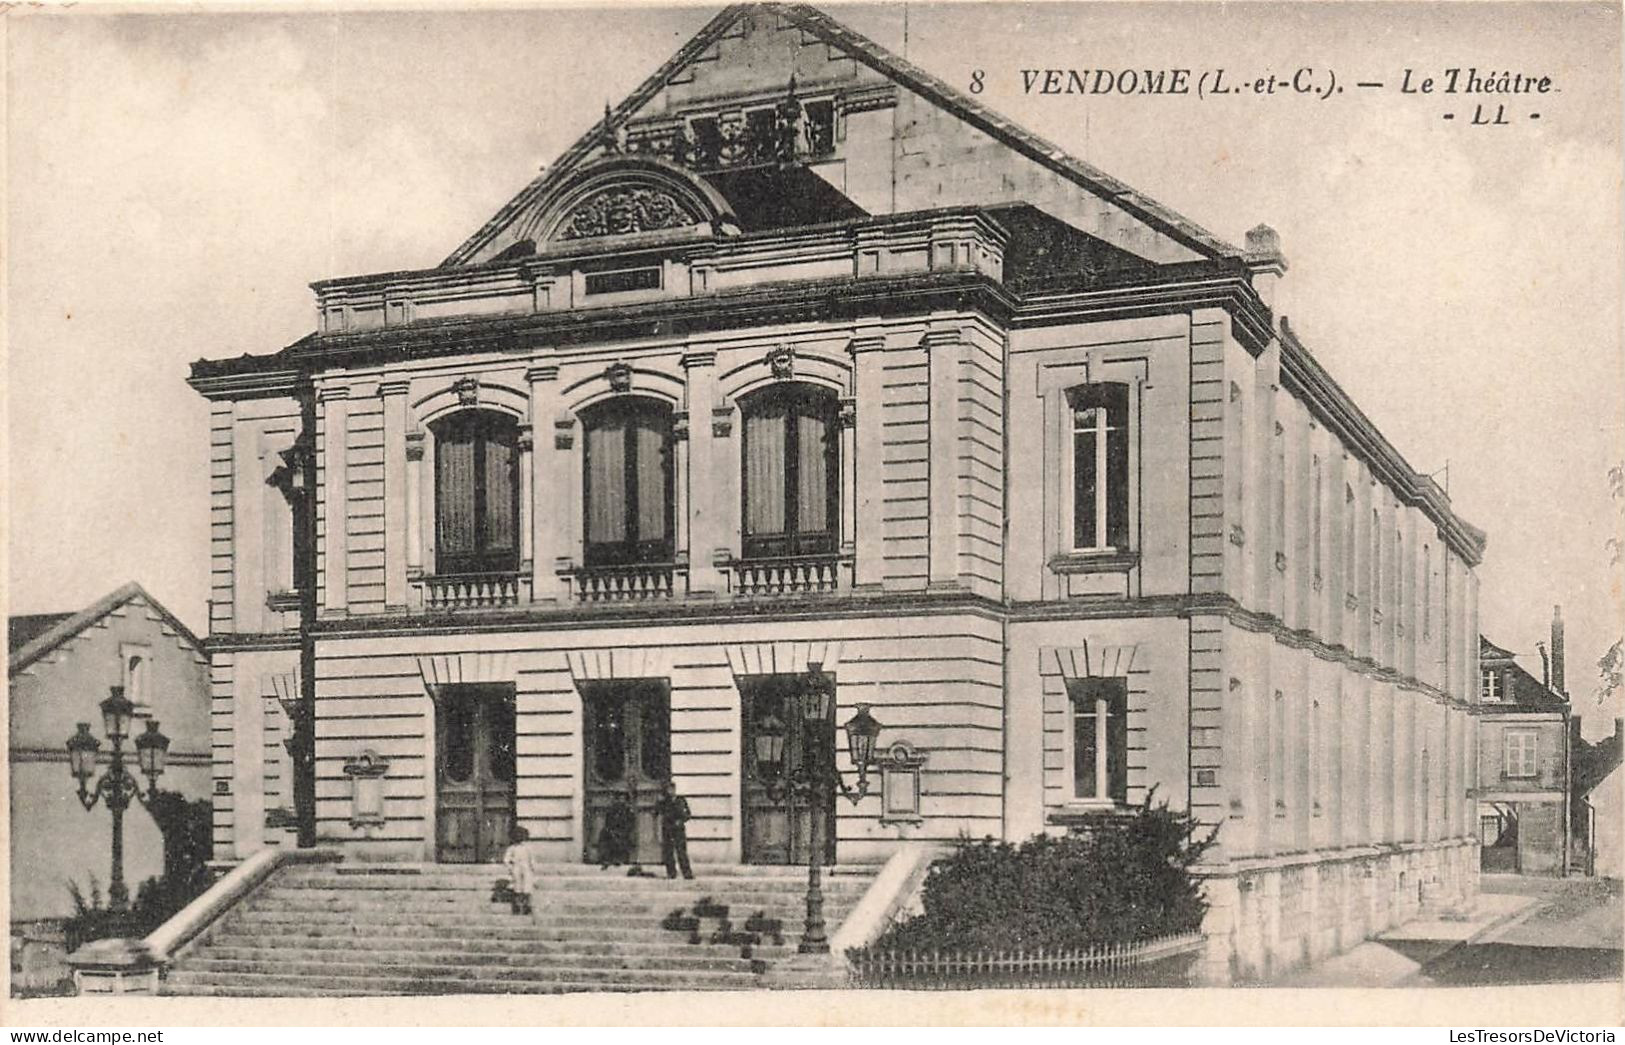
[559,187,694,240]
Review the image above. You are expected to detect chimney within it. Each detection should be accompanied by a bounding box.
[1244,224,1288,313]
[1552,604,1566,696]
[1537,641,1550,691]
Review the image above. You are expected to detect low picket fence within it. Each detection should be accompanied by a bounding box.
[846,930,1206,989]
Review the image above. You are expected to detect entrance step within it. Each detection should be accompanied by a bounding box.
[161,858,881,996]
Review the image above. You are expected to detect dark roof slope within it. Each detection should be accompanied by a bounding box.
[704,165,868,231]
[989,204,1158,287]
[1481,634,1568,712]
[9,613,74,654]
[8,583,204,677]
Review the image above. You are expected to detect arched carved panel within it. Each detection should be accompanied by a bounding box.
[519,156,738,246]
[558,187,696,240]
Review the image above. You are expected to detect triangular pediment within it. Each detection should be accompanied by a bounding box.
[446,3,1235,269]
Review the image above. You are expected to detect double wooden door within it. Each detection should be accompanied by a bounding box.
[582,681,670,865]
[435,686,516,863]
[740,676,836,865]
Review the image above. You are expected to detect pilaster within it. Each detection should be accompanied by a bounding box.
[527,363,563,600]
[681,350,722,594]
[925,327,962,590]
[318,385,350,616]
[380,381,409,611]
[851,335,886,589]
[232,423,265,632]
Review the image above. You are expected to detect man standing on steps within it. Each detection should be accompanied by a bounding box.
[654,778,694,880]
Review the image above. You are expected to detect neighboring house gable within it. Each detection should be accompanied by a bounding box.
[8,583,212,924]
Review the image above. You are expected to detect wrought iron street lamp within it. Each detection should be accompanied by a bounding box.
[65,686,170,913]
[751,665,882,954]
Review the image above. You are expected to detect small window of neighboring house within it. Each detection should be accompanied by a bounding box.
[1481,669,1501,703]
[433,410,521,575]
[122,645,152,717]
[1066,677,1128,804]
[1068,384,1130,552]
[1504,730,1538,779]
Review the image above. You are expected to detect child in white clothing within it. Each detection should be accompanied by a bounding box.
[502,825,535,915]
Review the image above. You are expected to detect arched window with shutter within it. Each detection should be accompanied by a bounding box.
[433,410,521,574]
[739,384,840,559]
[581,397,675,566]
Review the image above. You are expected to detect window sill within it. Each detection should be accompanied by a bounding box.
[1047,550,1140,575]
[1046,802,1134,828]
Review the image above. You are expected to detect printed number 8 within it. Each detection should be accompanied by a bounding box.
[969,70,985,94]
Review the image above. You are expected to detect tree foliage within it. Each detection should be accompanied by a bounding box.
[61,791,213,951]
[1601,463,1625,706]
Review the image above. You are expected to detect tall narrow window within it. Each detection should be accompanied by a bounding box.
[804,99,836,156]
[688,115,723,167]
[582,398,674,565]
[1273,424,1286,562]
[1272,690,1288,816]
[1070,384,1130,551]
[1344,484,1357,600]
[1311,697,1325,816]
[433,410,520,574]
[1395,528,1405,630]
[741,384,839,558]
[1067,677,1128,803]
[745,107,777,164]
[1311,456,1323,584]
[1371,507,1382,613]
[1423,544,1433,637]
[1442,557,1453,686]
[1481,668,1501,702]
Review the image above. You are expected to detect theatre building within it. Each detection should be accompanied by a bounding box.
[188,2,1486,980]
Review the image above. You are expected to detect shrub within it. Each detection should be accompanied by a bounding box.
[871,792,1217,951]
[61,791,214,952]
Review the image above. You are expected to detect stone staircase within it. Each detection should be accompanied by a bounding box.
[159,861,878,996]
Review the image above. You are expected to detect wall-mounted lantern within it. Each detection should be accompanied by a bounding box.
[343,749,391,834]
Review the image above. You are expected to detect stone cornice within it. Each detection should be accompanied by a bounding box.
[186,367,304,402]
[192,259,1264,384]
[205,588,1465,710]
[1012,261,1273,355]
[1279,317,1486,567]
[203,632,301,654]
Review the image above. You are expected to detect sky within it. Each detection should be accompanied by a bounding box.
[6,2,1623,731]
